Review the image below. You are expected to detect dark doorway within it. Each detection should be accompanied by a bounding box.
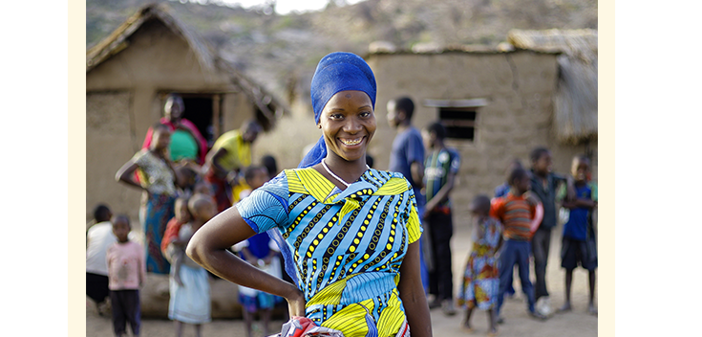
[181,96,214,148]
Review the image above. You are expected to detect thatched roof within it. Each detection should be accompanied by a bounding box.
[508,29,598,144]
[86,3,288,129]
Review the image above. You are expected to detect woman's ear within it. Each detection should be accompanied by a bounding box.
[317,122,322,129]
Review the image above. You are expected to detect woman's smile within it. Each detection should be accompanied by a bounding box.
[338,136,365,147]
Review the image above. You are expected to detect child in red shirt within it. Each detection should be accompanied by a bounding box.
[490,168,545,323]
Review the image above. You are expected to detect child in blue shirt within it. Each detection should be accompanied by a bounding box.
[558,155,598,316]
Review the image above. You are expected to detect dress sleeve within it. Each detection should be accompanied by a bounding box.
[235,174,290,233]
[405,181,423,244]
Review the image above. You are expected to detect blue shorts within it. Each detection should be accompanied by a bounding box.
[560,236,597,271]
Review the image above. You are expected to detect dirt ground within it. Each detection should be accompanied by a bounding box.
[86,214,597,337]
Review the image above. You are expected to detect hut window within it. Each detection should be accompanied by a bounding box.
[438,108,477,140]
[425,98,487,141]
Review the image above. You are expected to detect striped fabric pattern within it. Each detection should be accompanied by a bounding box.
[490,192,536,241]
[236,168,422,336]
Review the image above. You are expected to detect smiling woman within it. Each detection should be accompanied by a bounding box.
[317,90,376,172]
[186,52,432,337]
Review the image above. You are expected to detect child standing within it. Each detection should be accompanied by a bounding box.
[232,165,283,337]
[168,194,216,337]
[458,195,503,336]
[558,155,598,315]
[86,204,114,315]
[529,147,573,315]
[106,215,146,337]
[491,167,546,322]
[162,197,191,287]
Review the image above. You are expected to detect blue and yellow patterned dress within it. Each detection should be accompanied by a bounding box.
[236,167,422,337]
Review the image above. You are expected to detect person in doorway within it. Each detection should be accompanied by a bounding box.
[421,122,460,315]
[141,93,208,165]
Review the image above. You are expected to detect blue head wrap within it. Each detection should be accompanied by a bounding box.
[297,52,377,168]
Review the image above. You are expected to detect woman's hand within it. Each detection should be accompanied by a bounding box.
[284,286,307,317]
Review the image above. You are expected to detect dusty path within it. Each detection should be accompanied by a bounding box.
[87,212,597,337]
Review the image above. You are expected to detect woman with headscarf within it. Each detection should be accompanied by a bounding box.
[186,52,432,337]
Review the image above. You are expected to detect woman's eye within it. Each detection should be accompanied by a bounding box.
[360,111,371,118]
[330,114,344,120]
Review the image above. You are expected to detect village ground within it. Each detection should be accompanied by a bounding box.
[86,211,598,337]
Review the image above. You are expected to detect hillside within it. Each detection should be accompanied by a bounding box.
[86,0,597,105]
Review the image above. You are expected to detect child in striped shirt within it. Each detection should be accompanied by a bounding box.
[490,167,546,323]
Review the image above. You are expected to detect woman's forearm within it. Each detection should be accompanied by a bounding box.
[186,206,307,316]
[398,241,432,337]
[188,242,298,299]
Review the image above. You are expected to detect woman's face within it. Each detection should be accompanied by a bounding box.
[164,98,184,123]
[317,90,376,163]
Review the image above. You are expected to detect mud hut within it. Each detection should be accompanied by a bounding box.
[361,29,598,215]
[86,3,287,222]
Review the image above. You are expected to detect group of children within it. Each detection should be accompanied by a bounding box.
[89,154,284,337]
[457,148,598,336]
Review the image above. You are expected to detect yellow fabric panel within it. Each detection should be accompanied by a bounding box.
[306,276,350,307]
[373,177,409,196]
[285,169,308,195]
[406,205,422,244]
[376,290,405,337]
[320,299,374,337]
[296,168,336,203]
[337,199,360,225]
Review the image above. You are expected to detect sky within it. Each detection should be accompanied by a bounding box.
[178,0,365,15]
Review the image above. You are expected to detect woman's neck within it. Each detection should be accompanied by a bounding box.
[317,155,368,188]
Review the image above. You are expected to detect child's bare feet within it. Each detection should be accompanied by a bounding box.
[487,327,498,336]
[461,320,474,333]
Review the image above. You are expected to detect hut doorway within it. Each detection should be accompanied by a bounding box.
[177,94,224,149]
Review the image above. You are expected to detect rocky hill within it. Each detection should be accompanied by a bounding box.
[87,0,597,105]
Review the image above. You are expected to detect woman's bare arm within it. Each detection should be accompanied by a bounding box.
[186,206,306,316]
[115,160,146,192]
[398,241,432,337]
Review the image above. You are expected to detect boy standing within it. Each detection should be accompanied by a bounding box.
[491,168,547,322]
[106,215,146,337]
[86,204,114,315]
[422,122,460,315]
[387,96,425,211]
[559,155,598,315]
[387,96,429,292]
[529,147,572,315]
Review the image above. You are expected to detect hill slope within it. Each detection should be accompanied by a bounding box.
[86,0,597,104]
